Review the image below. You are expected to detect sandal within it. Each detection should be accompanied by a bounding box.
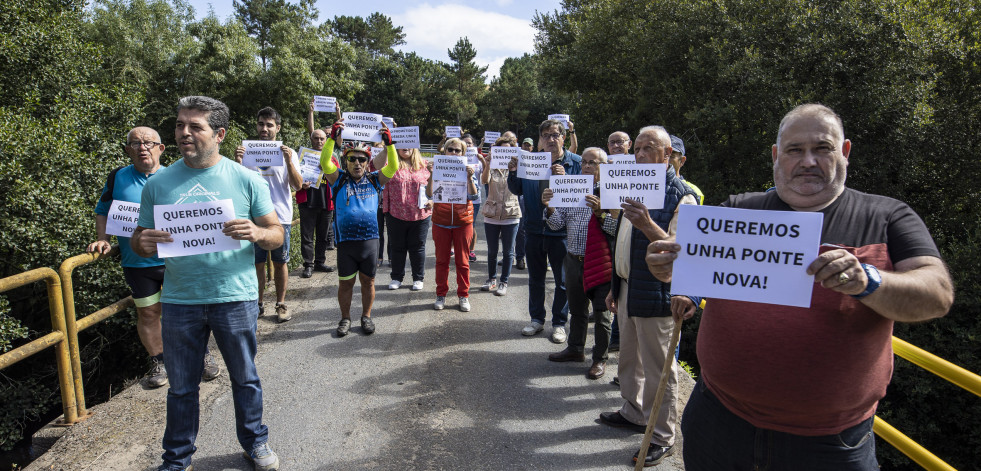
[337,318,351,337]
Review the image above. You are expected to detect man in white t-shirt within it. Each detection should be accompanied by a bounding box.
[235,107,302,323]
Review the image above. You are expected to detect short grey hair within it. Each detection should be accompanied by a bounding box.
[177,96,230,133]
[581,147,608,163]
[637,125,671,147]
[776,103,844,148]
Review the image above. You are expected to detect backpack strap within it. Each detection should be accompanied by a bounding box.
[99,166,125,203]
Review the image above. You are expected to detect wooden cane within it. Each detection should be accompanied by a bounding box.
[634,318,683,470]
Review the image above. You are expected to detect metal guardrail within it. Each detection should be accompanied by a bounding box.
[873,336,981,470]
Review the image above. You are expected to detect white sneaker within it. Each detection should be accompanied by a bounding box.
[434,296,445,310]
[459,297,471,312]
[244,442,279,471]
[551,326,568,344]
[495,282,508,296]
[522,321,544,336]
[411,280,424,291]
[480,278,497,291]
[388,280,401,290]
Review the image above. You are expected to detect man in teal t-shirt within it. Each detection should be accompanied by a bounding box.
[131,96,284,471]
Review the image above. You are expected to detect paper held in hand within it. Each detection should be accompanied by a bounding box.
[432,155,468,182]
[548,175,593,208]
[670,205,824,308]
[490,146,519,170]
[445,126,462,138]
[609,153,636,164]
[392,126,420,149]
[600,163,667,209]
[106,200,141,237]
[342,112,383,142]
[483,131,501,144]
[517,152,551,180]
[298,147,323,189]
[242,140,284,167]
[313,96,336,113]
[547,114,570,129]
[153,199,241,258]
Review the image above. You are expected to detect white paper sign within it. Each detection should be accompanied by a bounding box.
[431,181,468,204]
[313,96,336,112]
[609,153,636,164]
[342,112,383,142]
[490,146,519,170]
[242,140,284,167]
[382,117,395,128]
[298,147,322,189]
[548,114,571,129]
[392,126,420,149]
[445,126,462,138]
[153,199,240,258]
[671,205,825,308]
[483,131,501,144]
[548,175,593,208]
[433,155,468,182]
[517,152,552,180]
[600,163,667,209]
[106,200,141,237]
[465,146,480,165]
[418,184,430,209]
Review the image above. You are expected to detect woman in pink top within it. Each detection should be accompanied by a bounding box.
[383,147,433,291]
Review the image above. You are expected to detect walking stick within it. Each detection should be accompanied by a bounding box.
[634,317,683,470]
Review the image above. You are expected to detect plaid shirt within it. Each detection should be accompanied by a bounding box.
[545,206,593,256]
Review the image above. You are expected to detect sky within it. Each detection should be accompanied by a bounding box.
[184,0,564,79]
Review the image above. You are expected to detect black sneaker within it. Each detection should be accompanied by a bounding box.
[633,445,674,467]
[599,411,645,433]
[515,258,526,270]
[301,266,313,278]
[361,316,375,335]
[337,318,351,337]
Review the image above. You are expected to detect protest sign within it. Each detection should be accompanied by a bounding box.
[490,146,519,170]
[431,181,468,204]
[312,95,336,112]
[483,131,500,144]
[298,147,322,188]
[548,175,593,208]
[433,155,468,182]
[518,152,552,180]
[382,116,395,128]
[548,114,571,129]
[671,205,824,308]
[466,146,480,165]
[609,153,636,164]
[418,185,430,209]
[341,112,383,142]
[600,163,667,209]
[445,126,462,138]
[153,199,240,258]
[392,126,420,149]
[106,200,141,237]
[242,140,284,167]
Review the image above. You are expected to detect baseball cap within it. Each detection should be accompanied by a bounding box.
[522,137,534,145]
[670,135,685,155]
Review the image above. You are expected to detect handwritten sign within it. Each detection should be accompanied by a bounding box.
[600,163,667,209]
[548,114,571,129]
[517,152,551,180]
[242,140,284,167]
[341,112,383,142]
[382,116,395,128]
[549,175,593,208]
[106,200,141,237]
[483,131,501,144]
[445,126,462,138]
[392,126,420,149]
[671,205,824,308]
[490,146,519,170]
[153,199,240,258]
[431,181,467,204]
[313,96,336,112]
[433,155,468,182]
[466,146,480,165]
[298,147,322,189]
[609,153,636,164]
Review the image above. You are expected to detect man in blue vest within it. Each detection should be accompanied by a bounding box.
[598,125,698,467]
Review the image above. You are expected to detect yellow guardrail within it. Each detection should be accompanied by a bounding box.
[874,336,981,471]
[0,267,78,424]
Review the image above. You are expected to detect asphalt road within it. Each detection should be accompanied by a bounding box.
[27,219,690,471]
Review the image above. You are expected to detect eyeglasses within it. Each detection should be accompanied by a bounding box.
[445,147,464,154]
[348,156,368,163]
[541,133,563,141]
[125,141,161,150]
[608,139,629,146]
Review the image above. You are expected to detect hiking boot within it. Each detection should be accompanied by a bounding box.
[459,297,471,312]
[301,266,313,278]
[361,316,375,335]
[244,442,280,471]
[495,282,508,296]
[434,296,445,310]
[142,357,168,389]
[337,318,351,337]
[480,278,497,291]
[521,321,544,336]
[202,351,221,382]
[275,303,291,323]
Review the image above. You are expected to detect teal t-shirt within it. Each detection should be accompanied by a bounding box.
[137,157,275,304]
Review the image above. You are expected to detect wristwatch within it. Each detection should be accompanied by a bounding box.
[851,263,882,299]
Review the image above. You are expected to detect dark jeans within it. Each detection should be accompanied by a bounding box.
[386,214,430,282]
[515,196,526,260]
[484,222,518,283]
[299,206,333,267]
[525,232,568,326]
[564,253,612,361]
[682,379,878,471]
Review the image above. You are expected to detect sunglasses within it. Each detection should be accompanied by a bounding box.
[348,156,368,163]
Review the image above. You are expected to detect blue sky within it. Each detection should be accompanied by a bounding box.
[185,0,563,78]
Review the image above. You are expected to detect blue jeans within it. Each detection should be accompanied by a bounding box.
[682,379,878,471]
[484,222,518,283]
[159,301,268,470]
[525,232,568,326]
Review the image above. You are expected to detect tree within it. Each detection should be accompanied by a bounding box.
[446,37,488,129]
[233,0,316,69]
[328,12,405,57]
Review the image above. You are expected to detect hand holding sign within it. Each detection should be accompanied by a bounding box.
[621,198,667,242]
[313,96,337,112]
[445,126,462,138]
[341,112,383,142]
[222,218,265,243]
